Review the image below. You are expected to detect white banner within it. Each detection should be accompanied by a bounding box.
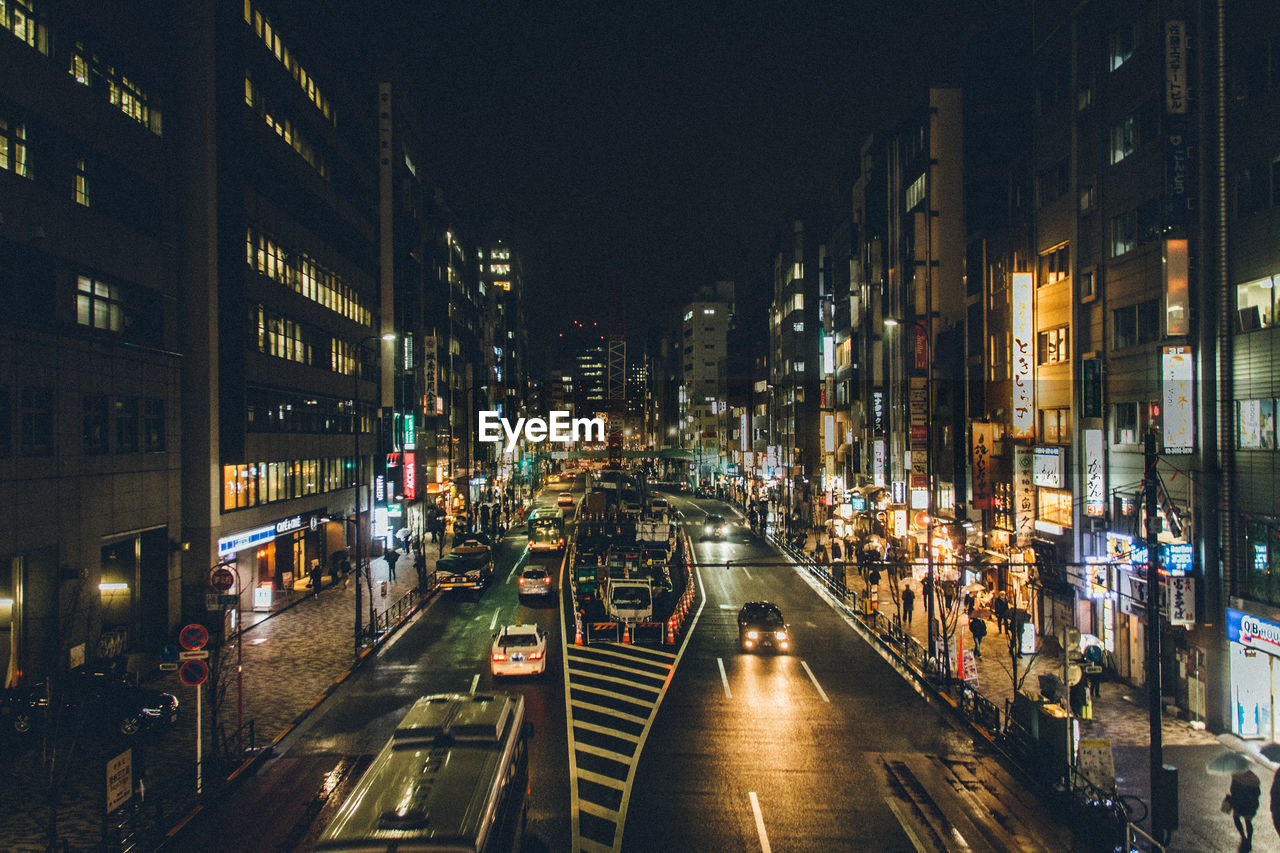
[1085,429,1105,516]
[1011,272,1034,438]
[1168,576,1195,626]
[1162,346,1194,454]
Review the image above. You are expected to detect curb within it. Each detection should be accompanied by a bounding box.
[160,587,435,845]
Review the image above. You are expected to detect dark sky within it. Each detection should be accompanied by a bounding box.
[343,1,974,337]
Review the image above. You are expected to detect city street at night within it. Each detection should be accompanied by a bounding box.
[4,2,1280,852]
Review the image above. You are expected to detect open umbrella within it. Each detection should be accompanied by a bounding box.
[1207,751,1254,774]
[1259,743,1280,764]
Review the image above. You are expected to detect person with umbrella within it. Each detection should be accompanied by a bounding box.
[1212,753,1262,852]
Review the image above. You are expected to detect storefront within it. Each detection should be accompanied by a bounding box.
[1227,608,1280,740]
[217,510,337,610]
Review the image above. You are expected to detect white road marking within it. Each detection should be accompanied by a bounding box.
[742,567,752,580]
[470,673,480,694]
[489,608,501,630]
[749,791,772,853]
[800,659,830,702]
[719,604,736,610]
[717,657,732,698]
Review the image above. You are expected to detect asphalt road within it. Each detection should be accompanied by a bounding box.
[622,492,1072,853]
[167,480,1076,853]
[171,487,576,853]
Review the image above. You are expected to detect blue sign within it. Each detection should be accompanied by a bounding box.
[1228,608,1280,657]
[1161,543,1194,576]
[851,497,867,512]
[218,524,276,556]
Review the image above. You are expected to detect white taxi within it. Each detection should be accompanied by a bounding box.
[490,624,548,677]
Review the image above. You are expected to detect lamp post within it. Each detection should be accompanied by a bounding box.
[353,332,395,655]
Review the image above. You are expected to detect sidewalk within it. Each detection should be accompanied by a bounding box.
[0,545,437,853]
[779,527,1278,853]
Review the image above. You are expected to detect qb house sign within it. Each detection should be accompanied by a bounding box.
[478,410,605,453]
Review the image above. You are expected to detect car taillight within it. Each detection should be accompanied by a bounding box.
[529,650,544,660]
[491,652,507,661]
[518,577,526,583]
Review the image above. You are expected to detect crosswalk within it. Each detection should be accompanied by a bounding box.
[566,642,677,853]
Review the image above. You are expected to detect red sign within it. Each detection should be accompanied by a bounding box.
[209,567,235,593]
[178,660,209,686]
[914,325,928,371]
[179,623,209,651]
[404,451,416,500]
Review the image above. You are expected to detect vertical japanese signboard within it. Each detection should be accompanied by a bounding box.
[1165,21,1187,114]
[1014,445,1035,546]
[1011,272,1034,439]
[1162,345,1194,454]
[1085,429,1106,517]
[422,335,437,414]
[404,451,416,500]
[873,439,886,487]
[1168,576,1195,626]
[970,424,993,510]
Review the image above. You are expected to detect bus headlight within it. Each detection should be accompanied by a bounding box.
[775,631,787,641]
[746,630,758,640]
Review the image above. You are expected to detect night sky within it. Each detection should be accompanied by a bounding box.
[331,1,979,338]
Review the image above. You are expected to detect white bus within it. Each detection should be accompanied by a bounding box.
[317,692,531,852]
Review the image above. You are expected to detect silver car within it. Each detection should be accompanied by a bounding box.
[518,567,553,597]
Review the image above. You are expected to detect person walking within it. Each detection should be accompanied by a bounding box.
[1227,768,1261,852]
[901,584,916,626]
[992,591,1009,634]
[309,559,322,597]
[969,614,987,659]
[436,519,447,557]
[384,546,399,580]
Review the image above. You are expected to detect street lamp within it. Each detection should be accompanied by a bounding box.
[353,332,395,654]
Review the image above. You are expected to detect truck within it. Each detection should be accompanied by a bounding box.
[605,578,653,622]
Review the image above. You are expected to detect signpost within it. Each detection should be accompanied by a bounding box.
[106,749,132,814]
[179,623,209,795]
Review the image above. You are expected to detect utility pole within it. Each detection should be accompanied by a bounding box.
[1145,428,1177,842]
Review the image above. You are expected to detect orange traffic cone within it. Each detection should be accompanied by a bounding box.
[575,624,583,645]
[622,622,631,644]
[666,618,676,645]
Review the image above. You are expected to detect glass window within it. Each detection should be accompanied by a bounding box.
[1109,25,1134,71]
[1038,488,1073,526]
[115,397,139,453]
[1040,408,1071,444]
[74,158,89,206]
[1039,245,1070,284]
[83,394,109,455]
[1239,399,1278,450]
[1112,402,1139,445]
[1111,210,1137,256]
[3,0,49,53]
[20,386,52,457]
[1237,275,1276,331]
[1037,326,1070,364]
[0,116,30,177]
[1110,115,1136,164]
[144,398,165,452]
[77,275,123,332]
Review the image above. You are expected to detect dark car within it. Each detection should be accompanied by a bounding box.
[3,665,179,736]
[702,513,728,540]
[737,601,790,653]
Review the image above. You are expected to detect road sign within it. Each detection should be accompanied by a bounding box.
[178,649,210,661]
[106,749,132,813]
[178,660,209,686]
[160,644,179,663]
[210,566,235,592]
[158,663,179,671]
[206,593,238,610]
[179,623,209,651]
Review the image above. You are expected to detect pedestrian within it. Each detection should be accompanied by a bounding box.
[992,591,1009,634]
[385,547,398,580]
[414,550,427,592]
[437,525,446,557]
[309,559,322,597]
[340,556,351,589]
[964,590,975,616]
[1226,768,1261,852]
[901,584,916,626]
[969,614,987,658]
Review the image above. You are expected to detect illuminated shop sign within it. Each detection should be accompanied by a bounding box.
[1162,345,1194,454]
[1228,609,1280,657]
[218,525,276,556]
[1085,430,1105,516]
[1033,446,1064,488]
[1011,272,1034,439]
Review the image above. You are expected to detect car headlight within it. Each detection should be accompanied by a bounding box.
[775,631,788,641]
[746,630,759,640]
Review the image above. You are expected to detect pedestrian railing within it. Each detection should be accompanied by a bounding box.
[368,587,420,638]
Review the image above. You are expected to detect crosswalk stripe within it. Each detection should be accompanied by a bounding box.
[575,741,636,762]
[574,720,641,742]
[575,643,676,663]
[570,699,649,726]
[568,657,672,682]
[578,799,622,820]
[577,767,627,790]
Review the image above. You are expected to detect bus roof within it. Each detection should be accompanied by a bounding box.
[317,693,524,852]
[528,506,564,520]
